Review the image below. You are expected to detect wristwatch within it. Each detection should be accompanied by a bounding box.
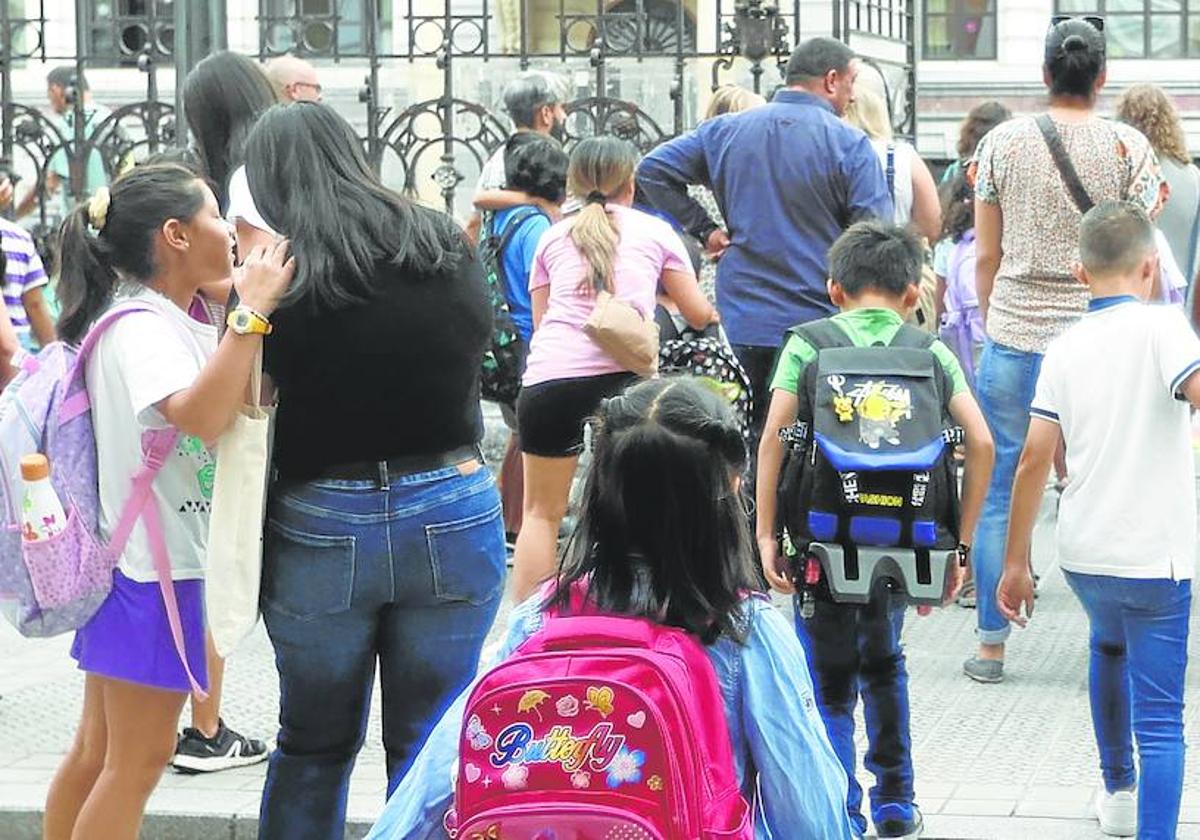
[956,542,972,567]
[226,305,273,336]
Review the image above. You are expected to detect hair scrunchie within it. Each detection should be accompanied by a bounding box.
[585,190,608,207]
[88,186,111,233]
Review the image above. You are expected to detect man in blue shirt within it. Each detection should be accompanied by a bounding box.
[638,37,893,443]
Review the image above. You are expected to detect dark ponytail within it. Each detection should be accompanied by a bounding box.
[1044,19,1106,99]
[548,377,758,645]
[56,204,119,344]
[56,163,206,344]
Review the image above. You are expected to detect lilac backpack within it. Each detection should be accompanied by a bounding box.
[0,301,204,696]
[939,231,985,390]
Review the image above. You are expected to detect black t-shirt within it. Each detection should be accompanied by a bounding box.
[264,226,490,481]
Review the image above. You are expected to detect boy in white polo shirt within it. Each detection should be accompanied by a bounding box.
[998,200,1200,839]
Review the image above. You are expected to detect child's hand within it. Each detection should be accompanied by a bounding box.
[237,238,296,317]
[758,536,795,594]
[997,565,1036,627]
[941,556,966,607]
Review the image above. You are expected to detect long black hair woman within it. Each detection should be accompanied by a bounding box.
[182,51,277,212]
[178,51,279,770]
[244,102,506,840]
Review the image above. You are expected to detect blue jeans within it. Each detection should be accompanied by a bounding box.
[257,464,506,840]
[1064,571,1191,840]
[796,583,913,835]
[973,340,1044,645]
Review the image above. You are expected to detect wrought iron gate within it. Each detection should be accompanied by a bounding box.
[2,0,917,242]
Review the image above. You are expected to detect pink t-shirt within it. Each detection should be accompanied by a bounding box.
[523,205,693,387]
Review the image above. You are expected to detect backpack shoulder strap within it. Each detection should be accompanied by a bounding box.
[496,207,547,253]
[888,322,937,349]
[789,319,852,351]
[1035,114,1094,214]
[59,301,163,424]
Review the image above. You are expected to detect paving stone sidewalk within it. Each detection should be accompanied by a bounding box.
[3,487,1200,838]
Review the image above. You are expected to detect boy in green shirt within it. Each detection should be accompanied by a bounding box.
[756,221,994,838]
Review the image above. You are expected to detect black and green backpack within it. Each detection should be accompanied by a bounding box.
[777,319,963,603]
[477,207,546,407]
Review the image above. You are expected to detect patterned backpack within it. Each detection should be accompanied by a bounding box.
[478,207,547,407]
[444,588,753,839]
[0,301,204,695]
[656,317,753,454]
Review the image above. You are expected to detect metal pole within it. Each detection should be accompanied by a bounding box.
[71,0,88,204]
[1,0,13,194]
[362,0,382,168]
[142,1,161,155]
[174,0,188,147]
[672,0,685,135]
[437,1,459,210]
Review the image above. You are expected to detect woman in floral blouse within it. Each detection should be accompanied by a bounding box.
[964,15,1161,685]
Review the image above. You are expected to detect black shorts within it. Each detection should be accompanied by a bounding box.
[517,372,638,457]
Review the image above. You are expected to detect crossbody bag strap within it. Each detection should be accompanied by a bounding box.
[886,142,896,203]
[1035,114,1094,214]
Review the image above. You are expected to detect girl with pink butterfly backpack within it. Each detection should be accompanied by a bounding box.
[367,378,855,840]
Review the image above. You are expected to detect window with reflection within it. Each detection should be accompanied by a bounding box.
[924,0,997,59]
[260,0,393,57]
[85,0,176,65]
[1053,0,1199,57]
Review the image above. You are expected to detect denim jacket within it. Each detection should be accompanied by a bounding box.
[366,596,856,839]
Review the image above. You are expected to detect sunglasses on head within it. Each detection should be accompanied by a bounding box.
[1051,14,1105,32]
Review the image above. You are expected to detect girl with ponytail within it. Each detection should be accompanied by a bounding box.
[509,136,718,602]
[45,163,294,840]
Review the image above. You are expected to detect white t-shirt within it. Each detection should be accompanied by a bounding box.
[477,146,507,194]
[1031,298,1200,580]
[86,288,218,582]
[226,165,276,235]
[870,139,915,228]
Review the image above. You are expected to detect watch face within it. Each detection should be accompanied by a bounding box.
[234,312,250,330]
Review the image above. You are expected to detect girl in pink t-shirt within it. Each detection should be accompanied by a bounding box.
[510,137,717,600]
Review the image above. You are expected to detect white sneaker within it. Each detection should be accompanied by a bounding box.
[1094,786,1137,837]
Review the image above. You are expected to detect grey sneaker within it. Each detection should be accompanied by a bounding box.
[956,580,976,608]
[963,656,1004,683]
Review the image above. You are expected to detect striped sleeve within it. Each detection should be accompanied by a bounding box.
[2,225,49,295]
[1029,346,1060,425]
[1154,308,1200,400]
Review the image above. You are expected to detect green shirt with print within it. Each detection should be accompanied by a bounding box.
[770,308,969,397]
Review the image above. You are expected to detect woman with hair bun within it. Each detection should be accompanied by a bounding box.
[963,16,1161,686]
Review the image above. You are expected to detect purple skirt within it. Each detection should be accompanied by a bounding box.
[71,569,208,693]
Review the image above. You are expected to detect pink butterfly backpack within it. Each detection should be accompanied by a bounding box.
[445,587,753,840]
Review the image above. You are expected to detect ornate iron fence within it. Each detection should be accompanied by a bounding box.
[2,0,916,245]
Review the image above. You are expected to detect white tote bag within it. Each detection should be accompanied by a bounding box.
[205,350,273,657]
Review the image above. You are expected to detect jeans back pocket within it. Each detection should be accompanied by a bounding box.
[262,519,356,621]
[425,504,505,606]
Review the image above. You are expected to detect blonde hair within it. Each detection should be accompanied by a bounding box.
[704,85,766,121]
[1115,84,1191,166]
[845,84,893,141]
[567,137,639,294]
